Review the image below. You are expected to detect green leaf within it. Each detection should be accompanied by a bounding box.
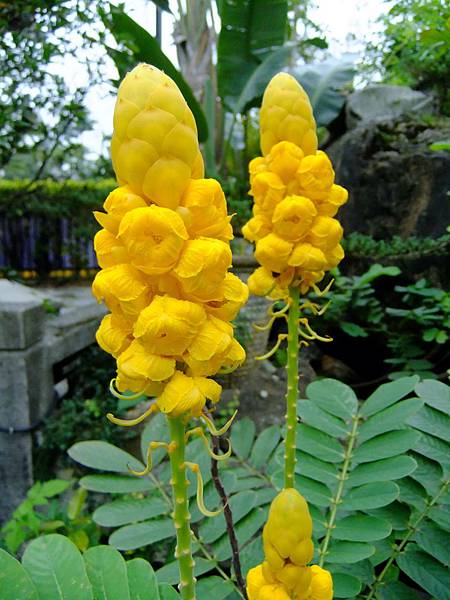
[368,502,411,531]
[397,545,450,600]
[39,480,72,498]
[429,506,450,531]
[80,474,154,493]
[408,405,450,443]
[104,4,208,141]
[358,398,423,442]
[294,60,355,127]
[347,455,417,488]
[22,534,93,600]
[340,481,399,510]
[378,581,422,600]
[239,537,264,577]
[295,475,332,507]
[231,418,256,460]
[198,491,257,544]
[353,430,421,463]
[333,515,392,542]
[414,520,450,566]
[109,519,174,551]
[413,432,450,466]
[415,379,450,413]
[196,576,234,600]
[295,452,339,487]
[93,496,168,527]
[84,546,130,600]
[158,584,180,600]
[325,541,375,564]
[213,507,267,561]
[340,321,368,337]
[297,401,348,438]
[68,441,144,473]
[296,424,344,463]
[409,452,443,497]
[127,558,159,600]
[0,549,39,600]
[306,379,358,420]
[361,376,420,417]
[149,0,171,13]
[397,477,427,511]
[331,571,362,598]
[156,558,215,584]
[249,425,281,469]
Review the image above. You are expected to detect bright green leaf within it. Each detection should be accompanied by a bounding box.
[306,379,358,420]
[127,558,159,600]
[84,546,130,600]
[68,441,144,473]
[297,401,348,437]
[0,549,39,600]
[325,541,375,564]
[361,376,420,417]
[109,519,174,551]
[156,558,215,584]
[80,475,153,494]
[93,496,168,527]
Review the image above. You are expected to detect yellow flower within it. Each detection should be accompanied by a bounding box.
[111,64,203,208]
[93,186,148,235]
[205,273,249,321]
[249,156,268,181]
[247,267,278,297]
[272,195,317,242]
[309,566,333,600]
[296,151,334,201]
[156,371,221,417]
[92,264,152,318]
[260,72,317,157]
[118,205,188,275]
[116,340,176,392]
[184,316,245,376]
[133,295,206,356]
[242,215,272,243]
[317,184,348,217]
[94,229,129,269]
[251,171,286,216]
[298,270,325,295]
[174,238,232,302]
[266,141,304,185]
[307,216,343,251]
[324,243,345,269]
[255,234,293,273]
[179,178,233,241]
[96,313,133,358]
[288,243,327,271]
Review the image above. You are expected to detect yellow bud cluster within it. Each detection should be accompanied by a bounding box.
[243,73,348,298]
[92,64,248,417]
[247,489,333,600]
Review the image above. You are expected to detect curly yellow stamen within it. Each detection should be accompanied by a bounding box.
[201,410,237,437]
[185,427,232,461]
[312,278,334,297]
[109,378,147,401]
[256,333,288,360]
[128,440,170,476]
[267,300,291,318]
[106,402,157,427]
[184,461,223,517]
[254,312,287,332]
[298,318,332,343]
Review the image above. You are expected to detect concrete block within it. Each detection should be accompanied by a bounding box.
[0,280,46,350]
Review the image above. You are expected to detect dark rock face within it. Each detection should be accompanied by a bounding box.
[328,119,450,239]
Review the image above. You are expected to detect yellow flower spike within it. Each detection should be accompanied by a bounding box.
[266,141,305,185]
[184,461,224,517]
[106,402,157,427]
[93,186,148,235]
[92,263,152,318]
[296,151,335,201]
[94,229,129,269]
[185,427,232,461]
[260,72,318,157]
[128,440,169,476]
[200,410,238,437]
[272,195,318,242]
[111,64,203,207]
[256,333,288,361]
[255,233,293,274]
[250,171,286,216]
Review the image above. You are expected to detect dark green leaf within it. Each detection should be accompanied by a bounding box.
[68,441,144,473]
[156,558,214,584]
[84,546,130,600]
[331,571,362,598]
[347,455,417,488]
[296,424,344,463]
[306,379,358,420]
[397,477,427,511]
[340,481,399,510]
[333,515,392,542]
[250,425,281,469]
[22,534,92,600]
[409,452,443,497]
[213,507,267,561]
[0,549,39,600]
[368,502,411,531]
[413,432,450,466]
[231,418,256,460]
[325,541,375,564]
[414,520,450,566]
[353,430,421,463]
[397,545,450,600]
[140,414,169,467]
[378,581,422,600]
[198,491,257,543]
[93,496,168,527]
[415,379,450,414]
[408,405,450,442]
[361,376,420,417]
[196,576,234,600]
[340,322,368,337]
[239,537,264,577]
[80,475,153,493]
[109,519,174,551]
[295,451,339,487]
[359,398,423,443]
[297,401,348,437]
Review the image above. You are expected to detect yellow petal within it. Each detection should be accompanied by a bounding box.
[156,371,217,417]
[288,243,327,271]
[94,229,129,268]
[296,151,334,201]
[272,195,317,242]
[117,340,176,382]
[96,313,132,358]
[255,234,293,273]
[309,565,333,600]
[307,216,343,251]
[266,141,305,184]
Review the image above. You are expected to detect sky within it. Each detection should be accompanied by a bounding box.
[76,0,388,157]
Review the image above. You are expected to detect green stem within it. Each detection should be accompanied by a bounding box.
[285,285,300,488]
[168,417,196,600]
[318,414,359,567]
[366,478,450,599]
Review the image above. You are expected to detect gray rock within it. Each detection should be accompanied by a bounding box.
[346,85,435,129]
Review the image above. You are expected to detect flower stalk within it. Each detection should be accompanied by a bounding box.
[285,285,300,488]
[168,416,196,600]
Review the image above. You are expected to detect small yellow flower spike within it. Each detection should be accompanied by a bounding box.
[246,489,333,600]
[259,73,318,157]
